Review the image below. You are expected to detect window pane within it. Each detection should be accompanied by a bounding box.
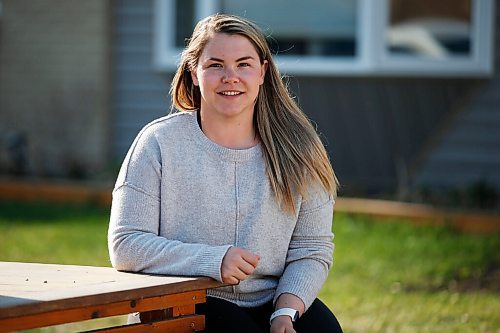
[387,0,472,59]
[175,0,195,47]
[221,0,357,57]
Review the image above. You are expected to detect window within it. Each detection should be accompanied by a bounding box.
[387,0,473,58]
[153,0,494,76]
[222,0,357,58]
[375,0,495,76]
[153,0,216,71]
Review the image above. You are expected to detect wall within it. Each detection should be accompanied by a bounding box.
[414,3,500,202]
[286,76,478,195]
[112,0,171,159]
[0,0,111,178]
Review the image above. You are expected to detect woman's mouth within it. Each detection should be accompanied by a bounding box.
[218,91,243,96]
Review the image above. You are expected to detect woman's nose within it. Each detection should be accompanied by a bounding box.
[222,67,239,83]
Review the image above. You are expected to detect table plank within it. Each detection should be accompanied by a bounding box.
[0,290,206,332]
[0,262,223,319]
[88,314,205,333]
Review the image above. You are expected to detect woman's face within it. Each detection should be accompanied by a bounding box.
[191,33,267,123]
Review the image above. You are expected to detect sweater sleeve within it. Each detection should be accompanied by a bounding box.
[273,188,335,311]
[107,127,231,281]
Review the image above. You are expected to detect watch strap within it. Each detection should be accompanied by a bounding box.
[269,307,299,325]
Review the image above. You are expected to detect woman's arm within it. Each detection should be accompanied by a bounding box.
[107,127,232,281]
[273,187,335,311]
[108,183,232,281]
[275,293,305,316]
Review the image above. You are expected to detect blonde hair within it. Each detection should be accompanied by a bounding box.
[170,14,338,214]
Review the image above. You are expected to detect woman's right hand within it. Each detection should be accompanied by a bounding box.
[221,247,260,284]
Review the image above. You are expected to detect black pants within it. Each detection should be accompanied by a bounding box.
[196,296,343,333]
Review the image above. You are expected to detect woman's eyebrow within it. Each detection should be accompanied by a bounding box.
[236,56,256,62]
[207,57,224,62]
[207,56,256,62]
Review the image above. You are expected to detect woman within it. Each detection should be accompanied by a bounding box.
[108,14,342,333]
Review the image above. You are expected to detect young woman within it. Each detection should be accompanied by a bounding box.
[108,14,342,333]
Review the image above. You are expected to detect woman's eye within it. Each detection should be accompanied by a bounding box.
[209,63,222,68]
[239,63,250,67]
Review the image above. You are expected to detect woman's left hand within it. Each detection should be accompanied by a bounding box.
[270,316,296,333]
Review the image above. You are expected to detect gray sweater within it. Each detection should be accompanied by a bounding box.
[108,111,335,310]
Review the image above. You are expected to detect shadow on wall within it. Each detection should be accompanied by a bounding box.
[3,130,28,176]
[414,180,499,211]
[0,129,112,181]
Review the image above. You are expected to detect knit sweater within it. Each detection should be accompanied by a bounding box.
[108,111,335,310]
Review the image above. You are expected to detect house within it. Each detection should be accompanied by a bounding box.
[0,0,498,203]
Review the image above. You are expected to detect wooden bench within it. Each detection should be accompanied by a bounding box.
[0,262,225,332]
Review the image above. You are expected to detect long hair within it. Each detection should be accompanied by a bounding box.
[170,14,339,214]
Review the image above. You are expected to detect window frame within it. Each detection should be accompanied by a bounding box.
[153,0,216,72]
[152,0,495,77]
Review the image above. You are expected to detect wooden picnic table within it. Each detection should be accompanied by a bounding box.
[0,261,225,332]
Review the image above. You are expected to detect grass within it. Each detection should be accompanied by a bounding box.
[0,201,499,332]
[0,202,111,267]
[321,213,500,333]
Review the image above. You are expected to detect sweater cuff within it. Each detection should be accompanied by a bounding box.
[192,245,232,282]
[273,259,328,310]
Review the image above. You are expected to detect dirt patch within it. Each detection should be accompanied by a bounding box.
[404,264,500,293]
[447,265,500,293]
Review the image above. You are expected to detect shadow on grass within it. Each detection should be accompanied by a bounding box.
[0,201,110,223]
[404,263,500,294]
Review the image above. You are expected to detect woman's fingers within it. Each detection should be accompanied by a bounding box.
[221,247,260,284]
[223,276,240,285]
[238,258,258,275]
[221,261,253,283]
[241,250,260,268]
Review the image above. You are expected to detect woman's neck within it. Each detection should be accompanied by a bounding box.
[198,111,259,150]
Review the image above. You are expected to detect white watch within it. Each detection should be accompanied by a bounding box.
[269,307,299,325]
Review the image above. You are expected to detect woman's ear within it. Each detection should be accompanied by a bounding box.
[259,60,268,85]
[190,66,199,86]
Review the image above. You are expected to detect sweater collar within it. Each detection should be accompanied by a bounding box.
[189,111,262,162]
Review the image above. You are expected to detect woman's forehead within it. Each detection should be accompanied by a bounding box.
[200,33,260,61]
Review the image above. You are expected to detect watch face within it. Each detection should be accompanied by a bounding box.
[292,311,299,321]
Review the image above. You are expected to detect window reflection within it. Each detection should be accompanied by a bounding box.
[221,0,357,57]
[387,0,472,59]
[175,0,195,47]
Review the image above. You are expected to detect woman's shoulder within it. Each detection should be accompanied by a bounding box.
[298,183,335,214]
[125,111,196,157]
[135,111,196,141]
[142,111,195,133]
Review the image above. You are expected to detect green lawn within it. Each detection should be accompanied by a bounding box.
[0,201,499,332]
[0,202,111,267]
[321,214,500,333]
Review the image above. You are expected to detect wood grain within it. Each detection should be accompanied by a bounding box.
[0,262,224,332]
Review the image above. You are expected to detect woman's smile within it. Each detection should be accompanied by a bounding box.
[218,90,244,96]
